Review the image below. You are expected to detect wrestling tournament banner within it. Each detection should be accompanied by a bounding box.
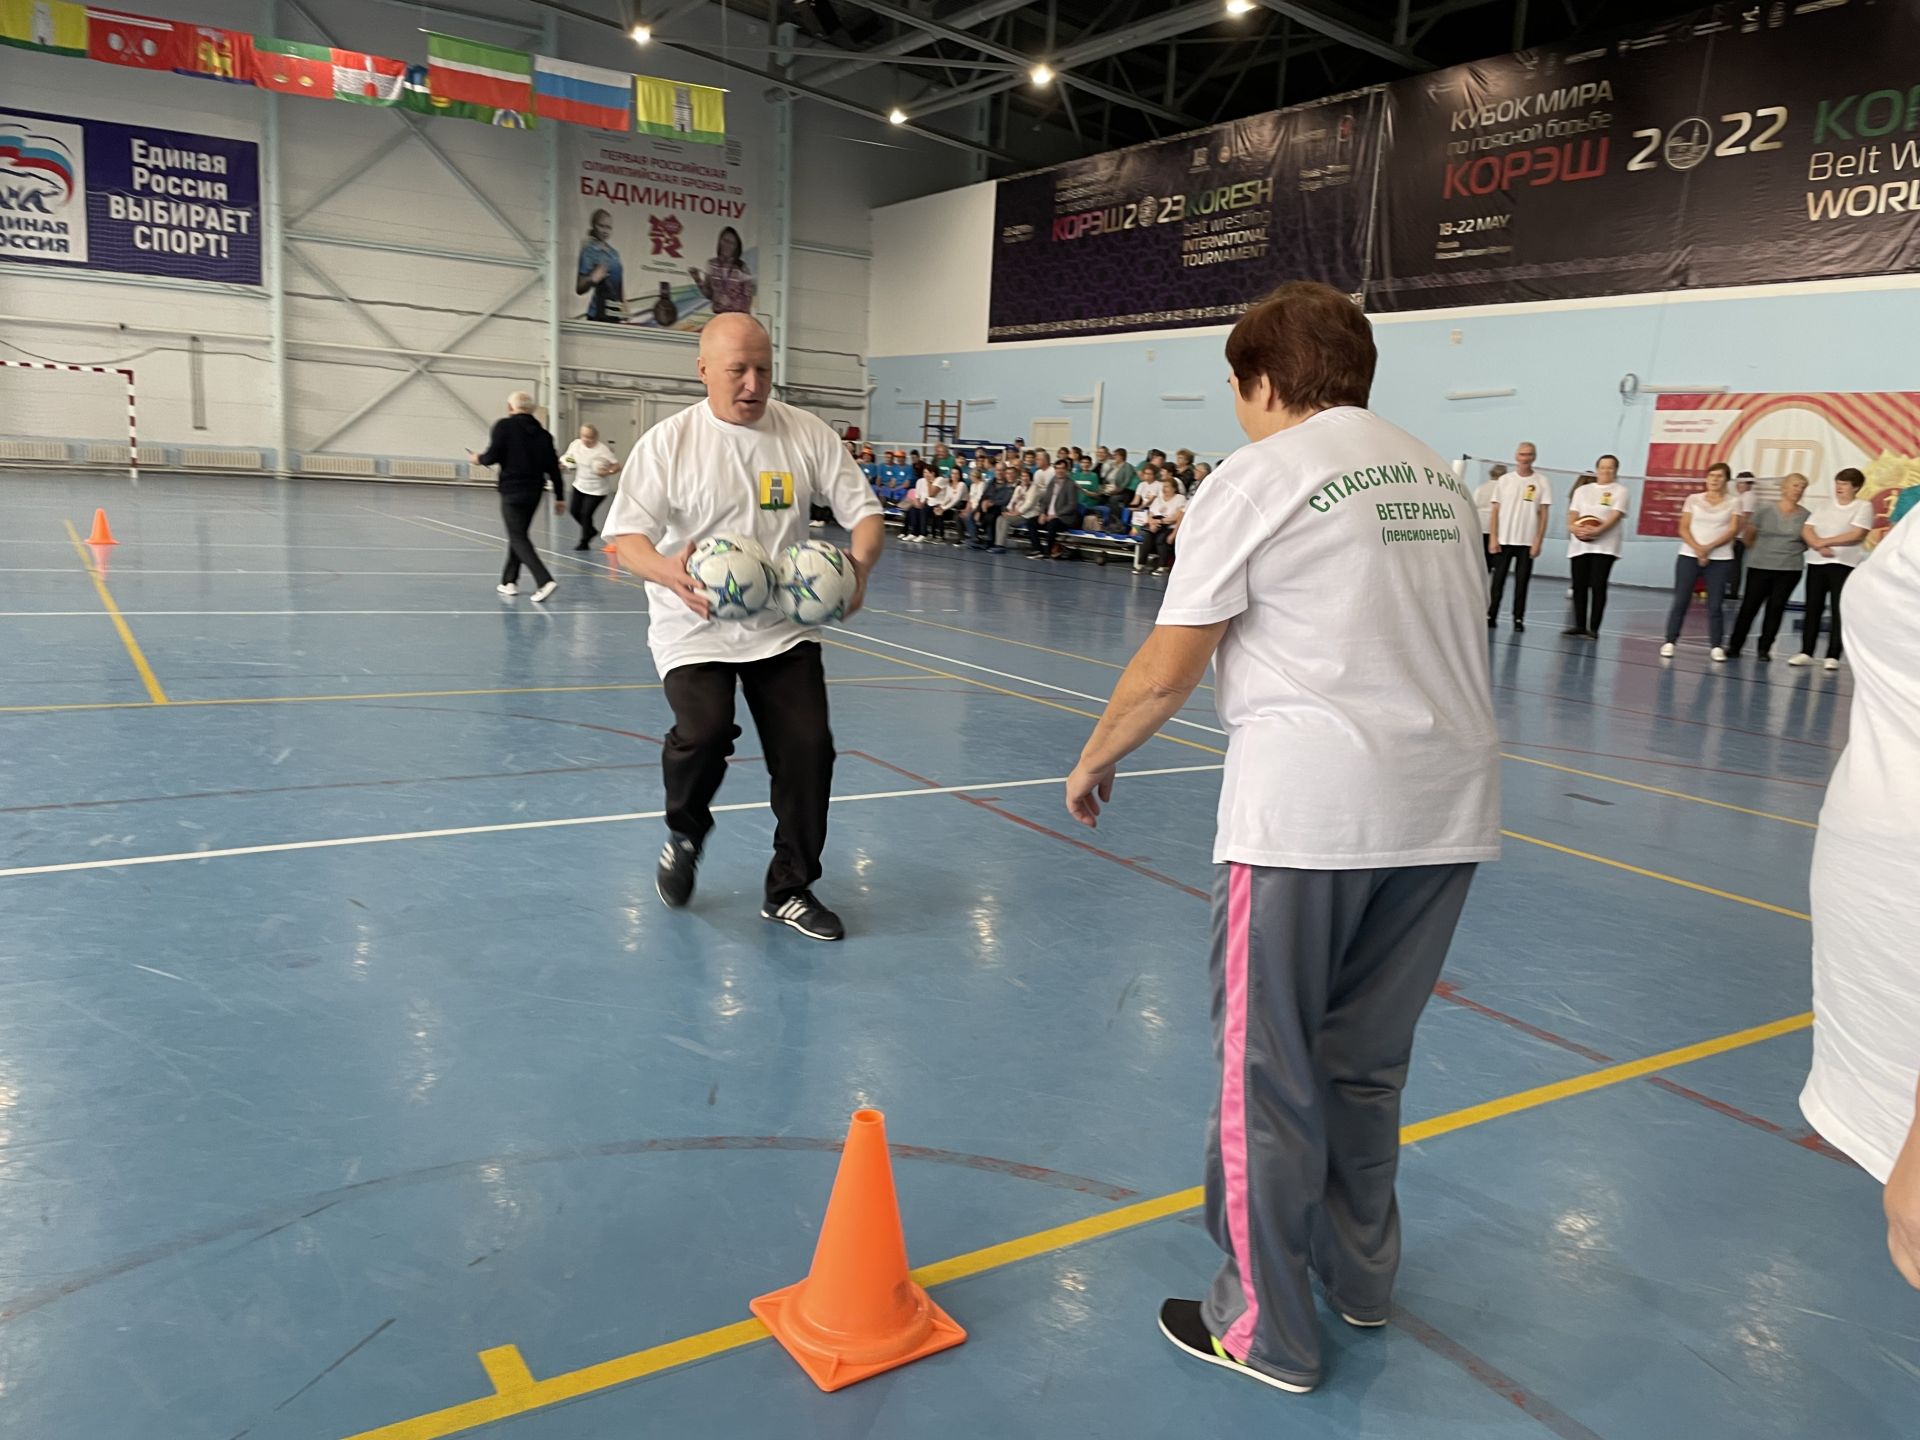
[988,92,1380,342]
[1638,390,1920,538]
[1371,0,1920,311]
[566,127,756,331]
[1,107,260,284]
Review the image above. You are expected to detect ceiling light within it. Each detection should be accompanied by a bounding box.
[1226,0,1255,15]
[888,107,907,125]
[630,22,652,43]
[1030,63,1054,85]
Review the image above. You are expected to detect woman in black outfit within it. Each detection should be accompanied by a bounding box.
[469,392,565,601]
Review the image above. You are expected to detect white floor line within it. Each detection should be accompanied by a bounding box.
[0,763,1223,880]
[0,540,483,552]
[0,609,654,618]
[830,625,1232,736]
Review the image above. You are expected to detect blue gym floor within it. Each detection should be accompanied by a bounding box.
[1,472,1912,1440]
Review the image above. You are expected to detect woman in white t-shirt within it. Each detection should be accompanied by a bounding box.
[1791,467,1877,671]
[1064,282,1499,1394]
[1799,510,1920,1289]
[1564,454,1631,638]
[1661,461,1743,660]
[901,463,936,542]
[559,424,620,550]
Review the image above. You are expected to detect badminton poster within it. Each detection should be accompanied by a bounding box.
[564,127,757,332]
[0,107,260,285]
[988,92,1379,342]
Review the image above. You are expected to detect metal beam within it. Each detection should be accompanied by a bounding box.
[285,233,541,270]
[798,0,1032,86]
[1252,0,1432,70]
[507,0,1016,162]
[905,0,1231,123]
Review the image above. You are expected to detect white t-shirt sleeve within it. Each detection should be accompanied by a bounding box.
[1156,480,1265,626]
[600,432,671,543]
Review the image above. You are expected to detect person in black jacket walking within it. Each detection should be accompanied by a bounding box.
[469,392,565,601]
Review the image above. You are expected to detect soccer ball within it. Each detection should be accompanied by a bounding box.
[688,533,776,620]
[774,540,857,625]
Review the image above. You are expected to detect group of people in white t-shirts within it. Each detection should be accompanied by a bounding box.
[1474,442,1882,667]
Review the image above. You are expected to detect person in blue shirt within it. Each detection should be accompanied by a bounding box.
[576,209,625,323]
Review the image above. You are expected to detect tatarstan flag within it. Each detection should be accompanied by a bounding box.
[425,31,533,113]
[0,0,88,56]
[86,7,184,70]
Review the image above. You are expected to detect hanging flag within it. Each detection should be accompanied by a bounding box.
[634,75,726,145]
[252,38,405,104]
[533,55,630,131]
[0,0,88,56]
[86,7,183,70]
[397,61,534,129]
[426,31,533,114]
[251,37,332,96]
[175,24,252,84]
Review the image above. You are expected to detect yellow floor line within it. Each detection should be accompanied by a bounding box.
[1499,830,1811,920]
[339,1009,1812,1440]
[63,521,168,704]
[1499,752,1817,828]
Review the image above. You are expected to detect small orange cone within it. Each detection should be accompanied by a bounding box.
[751,1109,966,1391]
[87,508,118,546]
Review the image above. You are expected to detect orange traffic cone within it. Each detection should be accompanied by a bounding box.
[87,508,118,546]
[751,1109,966,1391]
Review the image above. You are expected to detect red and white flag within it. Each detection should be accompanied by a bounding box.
[86,7,184,70]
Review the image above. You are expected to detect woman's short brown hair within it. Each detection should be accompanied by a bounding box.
[1225,281,1375,412]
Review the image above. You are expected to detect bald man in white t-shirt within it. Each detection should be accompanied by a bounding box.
[1067,283,1499,1395]
[603,315,884,942]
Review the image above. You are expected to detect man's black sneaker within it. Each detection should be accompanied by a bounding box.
[656,833,702,908]
[1513,618,1527,632]
[1155,1299,1316,1394]
[761,890,845,941]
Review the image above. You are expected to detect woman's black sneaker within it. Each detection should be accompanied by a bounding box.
[1155,1299,1316,1394]
[761,890,845,941]
[656,833,702,908]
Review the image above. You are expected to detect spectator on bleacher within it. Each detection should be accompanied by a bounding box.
[929,468,968,543]
[1002,466,1042,552]
[969,467,1014,551]
[1173,449,1198,487]
[1140,481,1187,576]
[1109,447,1139,495]
[1727,472,1810,662]
[931,442,954,474]
[1191,461,1213,493]
[901,462,935,542]
[1486,443,1552,631]
[1130,464,1166,564]
[1660,461,1742,660]
[1562,460,1628,638]
[1028,458,1083,561]
[1793,466,1877,671]
[1095,445,1116,479]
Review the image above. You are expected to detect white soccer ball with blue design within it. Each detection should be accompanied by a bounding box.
[688,533,776,621]
[774,540,857,625]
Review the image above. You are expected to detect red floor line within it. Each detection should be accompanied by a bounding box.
[1390,1304,1608,1440]
[844,749,1209,901]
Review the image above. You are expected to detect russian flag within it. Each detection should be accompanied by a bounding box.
[533,56,630,131]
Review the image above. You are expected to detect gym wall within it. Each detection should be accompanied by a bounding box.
[0,0,974,474]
